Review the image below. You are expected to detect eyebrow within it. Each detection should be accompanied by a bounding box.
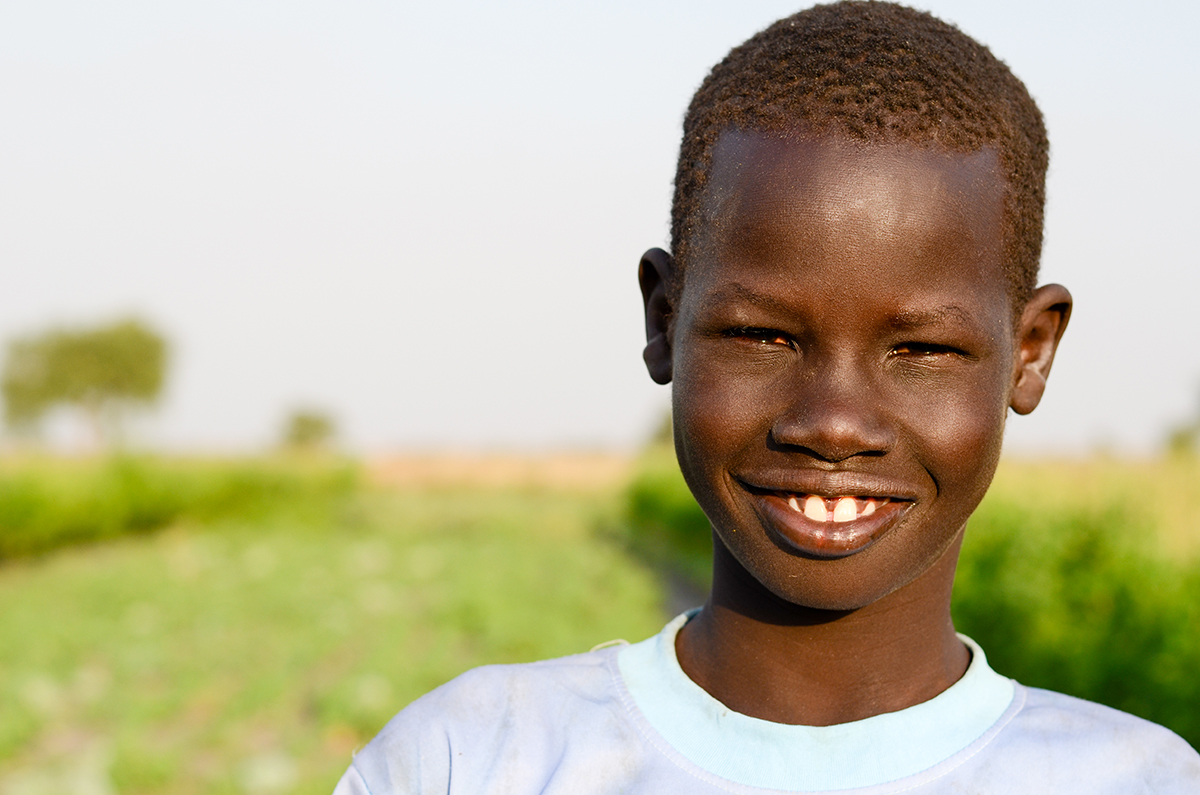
[696,282,796,315]
[886,305,977,330]
[698,284,981,331]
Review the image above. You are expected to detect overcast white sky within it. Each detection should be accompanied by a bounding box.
[2,0,1197,453]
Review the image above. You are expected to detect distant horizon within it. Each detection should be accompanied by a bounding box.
[0,434,1179,461]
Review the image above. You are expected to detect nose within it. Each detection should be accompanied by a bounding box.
[769,361,895,463]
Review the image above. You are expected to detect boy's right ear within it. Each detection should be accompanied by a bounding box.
[639,248,675,385]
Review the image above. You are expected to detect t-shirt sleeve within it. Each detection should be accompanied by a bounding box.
[332,764,372,795]
[326,654,625,795]
[1132,726,1200,793]
[1010,687,1200,793]
[332,684,457,795]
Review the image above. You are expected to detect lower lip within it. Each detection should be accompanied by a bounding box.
[751,492,910,559]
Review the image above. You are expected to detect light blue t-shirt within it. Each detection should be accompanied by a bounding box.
[335,613,1200,793]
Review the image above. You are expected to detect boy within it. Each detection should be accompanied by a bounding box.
[336,2,1200,792]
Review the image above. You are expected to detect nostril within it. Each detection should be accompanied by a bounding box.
[768,400,894,462]
[767,432,887,463]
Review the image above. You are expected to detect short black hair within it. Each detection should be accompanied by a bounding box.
[671,1,1047,311]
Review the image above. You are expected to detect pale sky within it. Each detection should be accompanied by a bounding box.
[2,0,1197,453]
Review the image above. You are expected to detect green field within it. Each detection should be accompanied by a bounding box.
[0,457,665,794]
[1,451,1197,793]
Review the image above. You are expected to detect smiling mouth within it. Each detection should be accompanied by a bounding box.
[745,486,912,559]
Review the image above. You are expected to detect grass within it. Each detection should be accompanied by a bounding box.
[0,463,666,794]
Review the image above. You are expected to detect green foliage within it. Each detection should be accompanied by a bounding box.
[0,476,664,793]
[622,444,712,589]
[0,455,357,562]
[953,500,1200,748]
[621,451,1200,749]
[283,409,337,450]
[2,318,168,441]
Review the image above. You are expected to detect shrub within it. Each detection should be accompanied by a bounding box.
[282,409,337,450]
[622,445,712,589]
[953,500,1200,748]
[0,455,358,561]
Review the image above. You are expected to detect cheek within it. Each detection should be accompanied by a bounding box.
[670,351,769,507]
[903,372,1009,499]
[671,345,778,462]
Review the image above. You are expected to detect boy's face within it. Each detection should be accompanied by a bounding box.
[642,130,1062,612]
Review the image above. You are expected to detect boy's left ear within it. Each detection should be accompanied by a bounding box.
[1010,284,1073,415]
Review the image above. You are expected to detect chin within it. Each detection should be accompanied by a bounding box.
[715,521,965,616]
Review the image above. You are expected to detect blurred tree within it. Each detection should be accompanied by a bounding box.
[1165,422,1198,458]
[282,409,336,450]
[1164,385,1200,457]
[1,318,168,446]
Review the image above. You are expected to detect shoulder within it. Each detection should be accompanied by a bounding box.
[994,685,1200,792]
[337,647,633,795]
[1018,686,1196,754]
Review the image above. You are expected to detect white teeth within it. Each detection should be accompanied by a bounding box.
[803,495,827,522]
[782,494,888,522]
[833,497,857,523]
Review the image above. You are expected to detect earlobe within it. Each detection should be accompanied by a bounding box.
[1010,284,1072,415]
[639,248,676,385]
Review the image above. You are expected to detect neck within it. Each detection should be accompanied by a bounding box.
[675,533,968,726]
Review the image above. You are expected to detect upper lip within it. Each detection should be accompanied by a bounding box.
[736,471,918,502]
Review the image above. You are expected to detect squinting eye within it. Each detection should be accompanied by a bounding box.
[727,327,793,348]
[891,342,962,357]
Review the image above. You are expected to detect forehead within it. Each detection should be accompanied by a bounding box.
[700,129,1006,258]
[690,130,1009,309]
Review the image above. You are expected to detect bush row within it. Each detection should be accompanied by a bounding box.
[953,500,1200,749]
[0,455,359,561]
[622,447,1200,749]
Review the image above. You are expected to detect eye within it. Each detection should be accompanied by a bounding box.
[890,342,967,359]
[725,327,794,349]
